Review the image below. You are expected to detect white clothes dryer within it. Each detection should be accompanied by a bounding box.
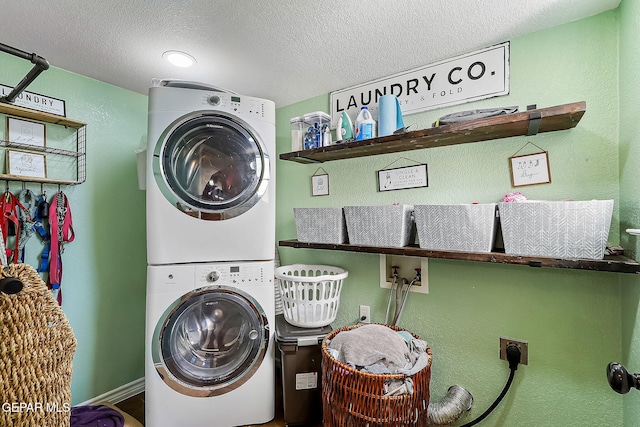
[145,260,275,427]
[146,80,275,265]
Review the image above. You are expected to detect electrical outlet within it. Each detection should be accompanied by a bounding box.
[500,337,528,365]
[359,305,371,323]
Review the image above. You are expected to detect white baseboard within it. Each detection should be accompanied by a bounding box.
[79,377,145,406]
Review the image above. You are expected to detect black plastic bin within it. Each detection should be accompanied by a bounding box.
[275,314,332,426]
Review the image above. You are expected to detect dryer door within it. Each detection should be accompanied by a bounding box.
[152,286,269,397]
[152,111,270,220]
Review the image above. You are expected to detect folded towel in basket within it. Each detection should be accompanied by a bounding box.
[327,324,412,372]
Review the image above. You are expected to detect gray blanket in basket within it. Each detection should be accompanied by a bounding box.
[327,324,412,372]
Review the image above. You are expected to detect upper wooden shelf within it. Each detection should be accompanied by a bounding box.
[280,101,586,164]
[279,239,640,274]
[0,102,86,128]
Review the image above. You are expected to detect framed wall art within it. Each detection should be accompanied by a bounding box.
[509,151,551,187]
[7,117,46,147]
[311,173,330,196]
[377,163,428,192]
[7,150,47,178]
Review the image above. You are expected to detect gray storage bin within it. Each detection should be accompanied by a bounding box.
[498,199,614,260]
[294,208,347,244]
[343,204,415,247]
[414,203,498,252]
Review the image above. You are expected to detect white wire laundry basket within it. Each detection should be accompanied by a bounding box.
[275,264,348,328]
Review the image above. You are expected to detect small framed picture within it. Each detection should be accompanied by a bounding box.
[509,151,551,187]
[7,117,46,147]
[377,164,428,192]
[7,150,47,178]
[311,174,330,196]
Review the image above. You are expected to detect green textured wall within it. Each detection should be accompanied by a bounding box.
[619,0,640,424]
[276,11,624,426]
[0,55,147,404]
[0,4,637,425]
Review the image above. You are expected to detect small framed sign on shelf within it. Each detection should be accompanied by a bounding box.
[6,117,46,147]
[6,149,47,178]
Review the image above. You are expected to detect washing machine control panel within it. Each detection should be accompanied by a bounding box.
[200,93,270,119]
[196,264,268,287]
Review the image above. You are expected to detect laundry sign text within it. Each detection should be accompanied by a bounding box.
[329,42,509,127]
[0,84,66,116]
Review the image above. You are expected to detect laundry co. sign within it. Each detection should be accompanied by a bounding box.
[329,42,509,127]
[0,84,66,116]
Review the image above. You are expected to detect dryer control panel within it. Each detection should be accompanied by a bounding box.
[199,92,275,122]
[196,263,269,287]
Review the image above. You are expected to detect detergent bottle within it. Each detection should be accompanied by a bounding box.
[354,106,376,141]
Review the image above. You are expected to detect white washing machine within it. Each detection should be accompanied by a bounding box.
[146,80,276,265]
[145,260,275,427]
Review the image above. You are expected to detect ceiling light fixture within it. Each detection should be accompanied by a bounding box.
[163,51,197,68]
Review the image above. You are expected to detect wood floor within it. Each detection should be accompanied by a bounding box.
[115,391,294,427]
[114,374,322,427]
[114,392,145,425]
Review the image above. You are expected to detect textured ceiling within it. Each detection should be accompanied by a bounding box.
[0,0,620,107]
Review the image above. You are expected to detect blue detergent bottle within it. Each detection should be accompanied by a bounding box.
[355,106,376,140]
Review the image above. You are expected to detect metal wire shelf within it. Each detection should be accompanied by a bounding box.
[0,103,86,185]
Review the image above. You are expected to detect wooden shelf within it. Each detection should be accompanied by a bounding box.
[0,174,80,186]
[280,101,586,164]
[0,102,85,128]
[279,239,640,274]
[278,100,631,274]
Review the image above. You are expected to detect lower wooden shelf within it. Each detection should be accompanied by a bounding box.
[278,239,640,274]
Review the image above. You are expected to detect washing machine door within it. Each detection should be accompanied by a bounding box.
[152,111,270,220]
[152,286,270,397]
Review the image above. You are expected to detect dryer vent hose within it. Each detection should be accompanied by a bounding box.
[428,385,474,426]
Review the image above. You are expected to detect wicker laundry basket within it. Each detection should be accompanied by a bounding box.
[321,324,432,426]
[0,264,77,427]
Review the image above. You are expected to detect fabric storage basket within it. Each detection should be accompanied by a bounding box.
[275,264,348,328]
[344,204,415,247]
[414,203,498,252]
[294,207,347,244]
[498,199,614,260]
[321,324,432,426]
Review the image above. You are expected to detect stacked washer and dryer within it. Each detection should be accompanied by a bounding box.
[145,80,276,427]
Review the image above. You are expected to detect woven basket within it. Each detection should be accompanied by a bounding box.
[321,324,431,426]
[0,264,76,427]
